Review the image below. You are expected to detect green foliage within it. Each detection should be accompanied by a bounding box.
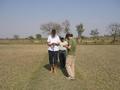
[109,23,120,43]
[62,20,70,34]
[28,36,34,40]
[90,29,99,39]
[76,23,85,38]
[13,35,19,39]
[36,34,42,40]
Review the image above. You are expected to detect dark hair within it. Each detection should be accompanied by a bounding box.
[65,33,73,40]
[70,34,73,37]
[60,36,64,42]
[51,29,56,37]
[65,33,70,39]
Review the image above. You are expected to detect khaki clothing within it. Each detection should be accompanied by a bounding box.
[66,55,75,78]
[66,38,77,78]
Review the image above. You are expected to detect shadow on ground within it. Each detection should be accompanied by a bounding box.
[44,63,68,77]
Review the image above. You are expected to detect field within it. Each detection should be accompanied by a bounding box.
[0,38,120,45]
[0,45,120,90]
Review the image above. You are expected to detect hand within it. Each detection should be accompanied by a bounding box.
[52,43,59,46]
[67,45,71,49]
[63,45,68,48]
[51,43,55,46]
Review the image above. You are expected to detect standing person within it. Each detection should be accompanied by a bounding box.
[66,34,77,80]
[47,29,60,73]
[59,37,68,68]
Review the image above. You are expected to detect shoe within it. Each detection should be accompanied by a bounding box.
[66,76,71,80]
[70,77,75,80]
[66,76,75,80]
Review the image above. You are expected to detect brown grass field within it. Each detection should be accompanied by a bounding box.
[0,45,120,90]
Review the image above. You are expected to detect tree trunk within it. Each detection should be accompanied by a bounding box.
[113,30,117,43]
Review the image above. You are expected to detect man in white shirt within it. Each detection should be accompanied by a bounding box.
[47,29,60,73]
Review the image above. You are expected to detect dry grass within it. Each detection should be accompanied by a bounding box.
[0,45,120,90]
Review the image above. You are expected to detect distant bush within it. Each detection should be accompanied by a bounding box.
[0,37,119,45]
[0,38,47,44]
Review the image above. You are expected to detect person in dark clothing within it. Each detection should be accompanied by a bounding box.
[59,37,68,68]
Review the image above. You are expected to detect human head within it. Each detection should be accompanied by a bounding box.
[65,33,70,40]
[65,33,73,40]
[60,37,64,42]
[51,29,56,37]
[69,34,73,38]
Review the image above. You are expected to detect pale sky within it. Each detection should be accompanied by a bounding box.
[0,0,120,38]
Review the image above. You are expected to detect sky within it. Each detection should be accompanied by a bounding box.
[0,0,120,38]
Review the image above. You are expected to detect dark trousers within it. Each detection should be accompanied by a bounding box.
[48,51,58,65]
[59,50,67,68]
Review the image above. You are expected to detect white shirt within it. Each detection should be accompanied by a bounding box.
[47,35,60,51]
[59,41,68,51]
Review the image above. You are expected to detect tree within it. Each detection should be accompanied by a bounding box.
[62,20,70,34]
[76,23,85,43]
[40,22,62,34]
[76,23,85,38]
[36,34,42,40]
[28,36,34,40]
[108,23,120,43]
[90,29,99,39]
[13,35,19,39]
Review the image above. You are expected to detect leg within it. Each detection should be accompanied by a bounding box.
[70,56,75,79]
[59,51,64,68]
[63,51,67,68]
[53,51,59,73]
[71,60,75,78]
[48,51,54,73]
[66,55,73,77]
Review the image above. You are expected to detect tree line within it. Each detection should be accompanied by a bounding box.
[40,20,120,43]
[12,20,120,44]
[13,34,42,40]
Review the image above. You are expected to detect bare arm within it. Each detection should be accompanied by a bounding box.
[47,42,52,46]
[48,42,59,46]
